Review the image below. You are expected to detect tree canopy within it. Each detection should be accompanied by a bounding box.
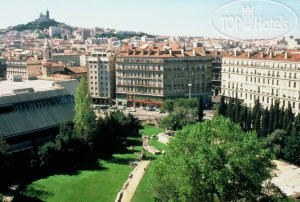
[74,77,97,141]
[152,117,274,202]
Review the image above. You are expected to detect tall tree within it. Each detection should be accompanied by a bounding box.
[152,117,274,201]
[252,99,262,133]
[245,108,252,131]
[268,103,275,134]
[239,106,247,131]
[283,102,294,132]
[278,105,285,129]
[273,100,280,130]
[234,99,242,124]
[218,96,227,116]
[198,97,204,122]
[260,107,270,138]
[226,98,235,120]
[74,77,97,141]
[284,129,300,166]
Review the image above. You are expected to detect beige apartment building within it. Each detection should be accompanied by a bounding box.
[52,53,81,67]
[116,43,213,107]
[6,60,28,80]
[221,51,300,114]
[87,51,116,104]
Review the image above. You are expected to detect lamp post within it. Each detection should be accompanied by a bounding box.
[188,83,192,99]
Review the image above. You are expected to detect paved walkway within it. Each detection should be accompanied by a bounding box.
[116,160,150,202]
[272,160,300,197]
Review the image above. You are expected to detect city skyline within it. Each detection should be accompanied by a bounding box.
[1,0,300,37]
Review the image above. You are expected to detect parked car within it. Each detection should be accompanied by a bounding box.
[117,105,125,110]
[110,105,117,109]
[146,106,155,111]
[128,107,136,112]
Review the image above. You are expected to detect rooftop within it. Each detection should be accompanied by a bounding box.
[223,51,300,62]
[0,80,59,97]
[118,42,207,58]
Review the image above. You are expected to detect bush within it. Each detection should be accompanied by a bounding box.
[152,117,274,201]
[264,130,287,159]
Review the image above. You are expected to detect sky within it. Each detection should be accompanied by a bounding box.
[1,0,299,37]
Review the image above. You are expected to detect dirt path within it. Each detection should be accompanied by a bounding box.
[116,160,150,202]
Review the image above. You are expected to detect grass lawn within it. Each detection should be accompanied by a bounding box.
[140,124,165,136]
[23,143,142,202]
[22,125,166,202]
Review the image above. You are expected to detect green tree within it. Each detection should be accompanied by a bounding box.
[238,106,247,131]
[0,139,10,189]
[282,102,294,132]
[283,130,300,165]
[74,77,97,141]
[265,130,287,158]
[160,107,197,130]
[273,100,280,130]
[198,97,204,122]
[245,108,252,131]
[268,103,275,134]
[226,98,234,120]
[218,96,227,116]
[152,117,274,201]
[252,99,262,133]
[234,99,241,123]
[260,107,270,138]
[162,99,174,112]
[283,114,300,165]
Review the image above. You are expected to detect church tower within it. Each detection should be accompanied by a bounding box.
[46,9,49,19]
[43,39,52,62]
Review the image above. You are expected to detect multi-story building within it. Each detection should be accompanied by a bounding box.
[0,59,7,80]
[52,53,81,67]
[221,51,300,114]
[87,51,116,104]
[116,43,213,107]
[49,26,62,38]
[27,60,42,78]
[6,60,28,81]
[42,62,65,77]
[211,55,222,96]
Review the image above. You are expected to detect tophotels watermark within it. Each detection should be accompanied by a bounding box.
[211,0,299,40]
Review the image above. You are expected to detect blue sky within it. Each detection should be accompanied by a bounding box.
[1,0,299,37]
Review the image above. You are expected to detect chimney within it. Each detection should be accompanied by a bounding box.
[234,50,238,56]
[181,48,185,56]
[248,52,251,58]
[285,52,289,59]
[261,52,264,58]
[169,49,173,55]
[193,49,196,56]
[270,51,273,58]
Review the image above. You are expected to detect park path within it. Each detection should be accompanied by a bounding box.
[116,160,150,202]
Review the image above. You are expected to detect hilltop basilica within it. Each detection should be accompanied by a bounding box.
[36,10,52,23]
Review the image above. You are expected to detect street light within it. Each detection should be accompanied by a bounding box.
[188,84,192,99]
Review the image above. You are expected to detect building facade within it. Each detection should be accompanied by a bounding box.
[0,59,7,80]
[6,60,28,81]
[52,53,81,66]
[27,60,42,79]
[87,51,116,104]
[221,51,300,114]
[0,89,74,152]
[212,56,222,96]
[116,43,213,107]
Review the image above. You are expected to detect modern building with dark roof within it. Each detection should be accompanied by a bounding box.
[0,89,74,152]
